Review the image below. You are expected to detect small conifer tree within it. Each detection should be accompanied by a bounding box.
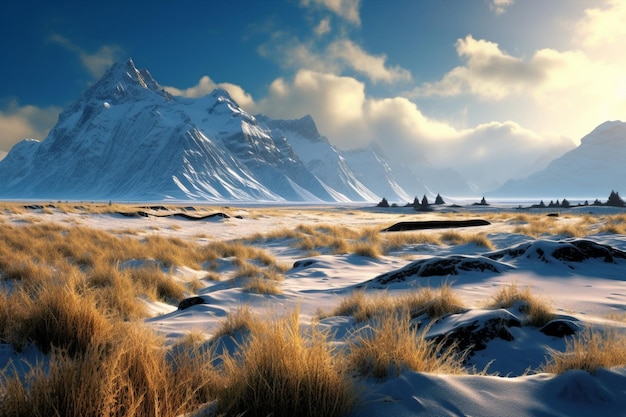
[607,190,625,207]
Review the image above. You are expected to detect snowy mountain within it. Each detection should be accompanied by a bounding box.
[0,59,417,202]
[490,120,626,199]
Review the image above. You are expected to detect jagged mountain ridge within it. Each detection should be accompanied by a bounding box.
[490,120,626,199]
[0,60,400,202]
[0,59,415,202]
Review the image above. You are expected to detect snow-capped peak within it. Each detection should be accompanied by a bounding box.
[82,58,172,105]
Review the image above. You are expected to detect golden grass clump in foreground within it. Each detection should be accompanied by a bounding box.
[1,322,220,417]
[218,309,358,417]
[542,328,626,374]
[347,310,465,379]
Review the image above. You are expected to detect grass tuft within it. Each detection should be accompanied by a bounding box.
[218,310,358,417]
[324,285,464,323]
[488,282,555,326]
[541,327,626,374]
[347,310,465,379]
[0,323,218,417]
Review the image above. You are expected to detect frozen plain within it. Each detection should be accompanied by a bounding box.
[1,202,626,416]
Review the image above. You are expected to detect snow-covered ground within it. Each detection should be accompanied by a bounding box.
[2,203,626,416]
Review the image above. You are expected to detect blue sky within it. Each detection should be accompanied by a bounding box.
[1,0,624,181]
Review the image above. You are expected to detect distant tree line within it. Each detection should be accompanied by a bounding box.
[376,193,482,211]
[375,191,626,210]
[530,190,625,209]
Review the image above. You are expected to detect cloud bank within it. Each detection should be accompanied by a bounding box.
[0,101,61,152]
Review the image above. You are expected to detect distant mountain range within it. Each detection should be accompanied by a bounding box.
[0,59,623,202]
[0,59,475,202]
[490,120,626,200]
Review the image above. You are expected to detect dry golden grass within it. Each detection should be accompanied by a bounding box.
[551,223,585,238]
[0,323,219,417]
[352,241,383,258]
[347,310,465,379]
[212,305,255,339]
[488,282,555,326]
[218,310,358,417]
[466,233,495,249]
[437,231,494,248]
[4,206,626,416]
[323,285,464,323]
[86,262,148,320]
[511,215,559,238]
[126,266,187,303]
[203,271,222,281]
[597,214,626,234]
[542,327,626,374]
[249,222,455,258]
[0,284,113,355]
[381,231,442,252]
[242,276,283,294]
[0,219,289,316]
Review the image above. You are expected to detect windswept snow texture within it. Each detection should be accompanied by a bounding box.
[0,59,416,203]
[2,205,626,416]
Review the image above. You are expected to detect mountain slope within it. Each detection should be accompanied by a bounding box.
[490,120,626,199]
[1,59,503,203]
[0,59,415,202]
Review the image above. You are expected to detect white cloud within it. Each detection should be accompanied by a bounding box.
[0,101,61,151]
[246,69,570,183]
[301,0,361,25]
[314,17,332,36]
[489,0,514,15]
[256,70,367,147]
[260,36,411,85]
[412,35,545,99]
[410,23,626,143]
[49,34,123,78]
[80,45,122,78]
[576,0,626,50]
[328,39,412,84]
[164,76,256,109]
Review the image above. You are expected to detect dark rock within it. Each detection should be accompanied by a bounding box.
[178,296,206,310]
[428,309,522,354]
[540,319,581,337]
[382,219,490,232]
[293,259,317,269]
[556,239,626,263]
[171,212,231,220]
[488,239,626,264]
[362,255,509,287]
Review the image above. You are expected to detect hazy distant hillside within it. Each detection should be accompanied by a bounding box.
[489,120,626,200]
